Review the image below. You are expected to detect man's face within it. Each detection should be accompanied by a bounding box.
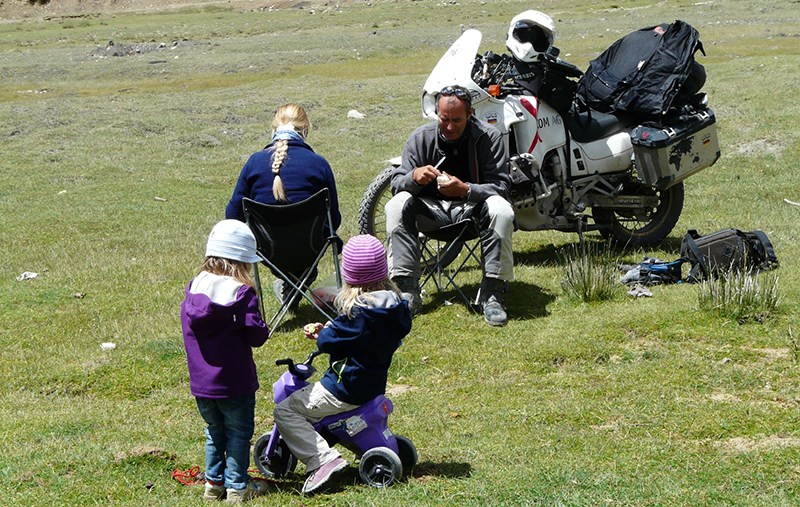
[437,96,470,142]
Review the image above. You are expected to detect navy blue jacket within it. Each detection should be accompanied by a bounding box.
[225,139,341,231]
[317,292,411,405]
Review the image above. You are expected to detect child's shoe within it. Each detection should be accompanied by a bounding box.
[203,481,226,501]
[225,480,268,503]
[302,457,348,495]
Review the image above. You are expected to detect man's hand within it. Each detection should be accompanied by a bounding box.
[436,172,469,199]
[412,165,441,186]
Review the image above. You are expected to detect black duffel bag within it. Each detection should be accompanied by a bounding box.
[680,228,778,282]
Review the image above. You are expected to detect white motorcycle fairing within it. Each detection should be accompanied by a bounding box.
[357,23,718,248]
[421,29,632,180]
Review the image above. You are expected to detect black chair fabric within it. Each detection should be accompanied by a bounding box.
[242,189,341,335]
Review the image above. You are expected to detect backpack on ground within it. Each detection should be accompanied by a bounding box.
[620,257,687,286]
[679,228,779,282]
[575,20,706,119]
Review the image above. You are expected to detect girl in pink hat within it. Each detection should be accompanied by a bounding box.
[272,234,412,495]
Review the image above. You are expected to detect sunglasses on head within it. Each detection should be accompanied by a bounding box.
[439,86,470,100]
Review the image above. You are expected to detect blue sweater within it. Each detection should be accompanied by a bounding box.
[317,291,412,405]
[225,139,341,231]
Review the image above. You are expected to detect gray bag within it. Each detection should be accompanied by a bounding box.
[679,228,778,282]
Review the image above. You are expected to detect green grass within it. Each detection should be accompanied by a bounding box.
[560,242,621,303]
[698,269,781,323]
[1,0,800,505]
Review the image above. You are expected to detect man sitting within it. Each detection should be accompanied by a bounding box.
[385,85,515,326]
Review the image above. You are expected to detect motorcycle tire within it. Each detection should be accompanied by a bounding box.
[357,165,463,270]
[593,181,684,248]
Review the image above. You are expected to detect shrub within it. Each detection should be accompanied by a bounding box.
[560,242,620,303]
[697,268,780,323]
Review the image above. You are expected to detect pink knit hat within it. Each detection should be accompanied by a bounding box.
[341,234,388,286]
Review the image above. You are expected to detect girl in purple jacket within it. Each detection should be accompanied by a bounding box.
[181,219,269,503]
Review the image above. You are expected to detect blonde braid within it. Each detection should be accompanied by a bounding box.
[269,103,311,204]
[271,139,289,202]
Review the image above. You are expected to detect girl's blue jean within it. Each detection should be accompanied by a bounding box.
[195,394,256,490]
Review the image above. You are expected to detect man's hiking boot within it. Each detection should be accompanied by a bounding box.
[393,276,422,315]
[480,277,508,327]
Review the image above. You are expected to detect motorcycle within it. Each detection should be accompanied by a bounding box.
[252,349,418,488]
[357,28,720,254]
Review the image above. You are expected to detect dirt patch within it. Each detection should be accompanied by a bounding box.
[114,445,177,463]
[386,383,415,397]
[0,0,344,21]
[715,435,800,455]
[744,347,791,362]
[709,391,740,403]
[736,138,785,157]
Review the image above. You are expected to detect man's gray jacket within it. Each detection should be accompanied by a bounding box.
[390,118,510,201]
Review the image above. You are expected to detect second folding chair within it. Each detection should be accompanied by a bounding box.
[419,218,482,311]
[242,188,341,336]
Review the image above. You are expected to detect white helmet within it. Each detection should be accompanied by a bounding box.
[506,10,556,62]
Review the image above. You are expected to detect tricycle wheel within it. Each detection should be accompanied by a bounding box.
[253,433,297,478]
[394,434,418,469]
[358,446,403,488]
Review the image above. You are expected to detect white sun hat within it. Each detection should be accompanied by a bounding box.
[205,219,261,263]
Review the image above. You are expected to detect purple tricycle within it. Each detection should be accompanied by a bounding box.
[253,350,418,488]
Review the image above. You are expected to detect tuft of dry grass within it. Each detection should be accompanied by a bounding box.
[560,242,621,303]
[697,269,780,323]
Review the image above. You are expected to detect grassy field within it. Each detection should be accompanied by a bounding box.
[1,0,799,505]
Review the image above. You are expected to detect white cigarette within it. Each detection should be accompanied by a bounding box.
[434,156,446,169]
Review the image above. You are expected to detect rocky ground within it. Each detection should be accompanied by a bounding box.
[0,0,345,20]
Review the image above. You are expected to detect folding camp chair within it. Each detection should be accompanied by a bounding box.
[242,188,342,337]
[419,218,482,311]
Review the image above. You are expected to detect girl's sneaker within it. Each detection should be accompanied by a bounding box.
[225,480,268,503]
[302,457,348,494]
[203,481,226,501]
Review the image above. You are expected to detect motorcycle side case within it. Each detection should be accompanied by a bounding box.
[631,108,720,189]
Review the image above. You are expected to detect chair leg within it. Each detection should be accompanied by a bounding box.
[419,231,481,312]
[261,244,339,336]
[252,263,266,319]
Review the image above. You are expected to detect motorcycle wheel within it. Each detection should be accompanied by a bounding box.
[358,446,403,488]
[357,165,394,243]
[253,433,297,479]
[357,165,463,269]
[593,181,684,247]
